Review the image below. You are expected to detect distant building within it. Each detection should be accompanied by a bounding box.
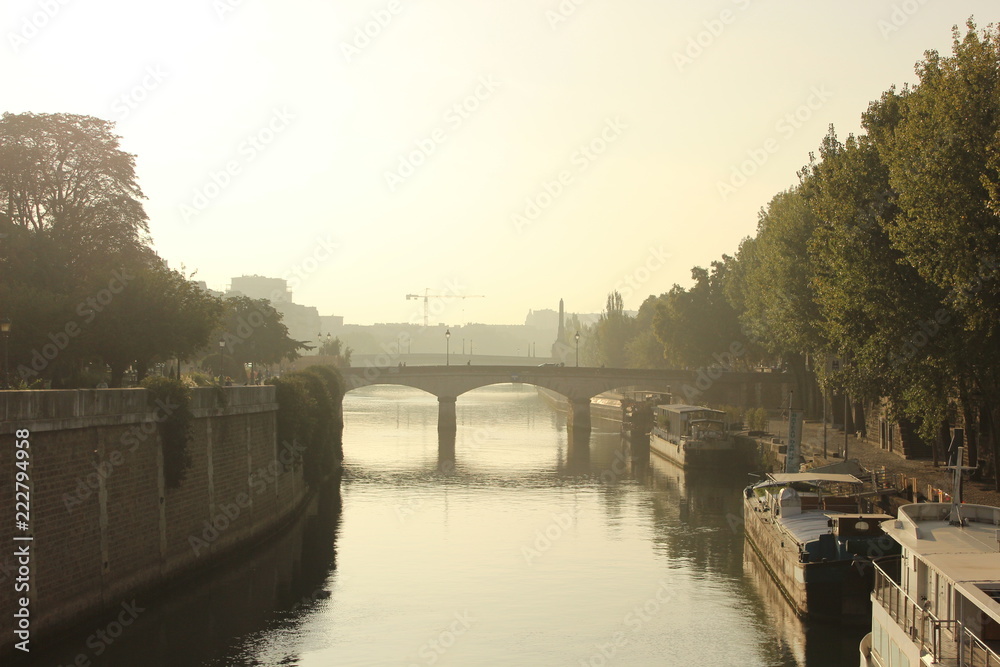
[525,308,559,332]
[227,275,320,352]
[229,275,293,303]
[321,315,344,332]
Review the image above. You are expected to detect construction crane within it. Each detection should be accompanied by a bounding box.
[406,289,485,327]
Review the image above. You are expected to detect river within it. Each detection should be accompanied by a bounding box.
[25,384,865,666]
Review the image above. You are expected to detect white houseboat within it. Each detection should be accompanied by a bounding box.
[860,454,1000,666]
[650,404,749,468]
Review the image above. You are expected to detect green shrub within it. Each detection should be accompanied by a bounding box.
[141,376,194,488]
[268,367,345,486]
[185,371,214,387]
[302,364,345,444]
[746,407,770,433]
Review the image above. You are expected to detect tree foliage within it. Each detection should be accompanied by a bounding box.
[0,113,223,387]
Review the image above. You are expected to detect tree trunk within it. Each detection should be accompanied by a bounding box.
[959,388,980,475]
[854,401,866,439]
[136,359,149,384]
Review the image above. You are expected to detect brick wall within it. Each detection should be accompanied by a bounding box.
[0,386,306,658]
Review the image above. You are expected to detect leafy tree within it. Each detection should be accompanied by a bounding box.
[654,260,749,370]
[318,335,353,367]
[590,291,633,367]
[212,296,306,378]
[89,262,224,386]
[0,114,224,387]
[625,294,668,368]
[804,122,959,452]
[0,112,150,267]
[727,189,823,357]
[875,21,1000,476]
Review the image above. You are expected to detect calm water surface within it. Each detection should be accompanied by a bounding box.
[27,384,864,666]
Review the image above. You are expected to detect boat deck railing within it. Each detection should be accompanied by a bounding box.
[873,560,1000,666]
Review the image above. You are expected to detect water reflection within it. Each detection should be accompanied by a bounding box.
[564,426,591,473]
[19,480,342,667]
[26,385,866,666]
[743,544,867,666]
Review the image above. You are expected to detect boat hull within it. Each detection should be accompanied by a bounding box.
[742,496,876,625]
[649,430,752,469]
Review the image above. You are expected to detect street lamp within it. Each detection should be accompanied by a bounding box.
[575,331,580,367]
[1,317,10,389]
[445,329,451,366]
[218,338,225,381]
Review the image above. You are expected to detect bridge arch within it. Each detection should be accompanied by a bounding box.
[339,365,792,435]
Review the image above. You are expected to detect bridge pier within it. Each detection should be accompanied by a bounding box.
[567,398,592,433]
[438,430,456,471]
[438,396,457,435]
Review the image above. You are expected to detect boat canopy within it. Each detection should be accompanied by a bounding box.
[765,472,862,485]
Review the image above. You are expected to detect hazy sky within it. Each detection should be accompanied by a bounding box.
[4,1,998,325]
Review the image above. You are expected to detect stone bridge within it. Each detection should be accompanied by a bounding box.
[340,365,792,433]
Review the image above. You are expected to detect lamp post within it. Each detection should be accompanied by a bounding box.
[218,338,225,381]
[445,329,451,366]
[1,317,10,389]
[575,331,580,367]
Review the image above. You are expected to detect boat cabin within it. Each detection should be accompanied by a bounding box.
[653,404,728,444]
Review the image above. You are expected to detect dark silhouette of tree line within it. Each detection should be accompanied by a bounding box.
[0,112,307,387]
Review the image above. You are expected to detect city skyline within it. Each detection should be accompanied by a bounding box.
[4,1,998,324]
